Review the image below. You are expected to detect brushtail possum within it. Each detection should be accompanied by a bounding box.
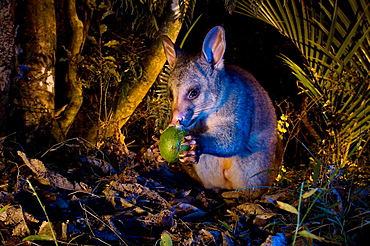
[162,26,278,198]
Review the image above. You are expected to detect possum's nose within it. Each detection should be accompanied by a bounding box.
[171,110,184,124]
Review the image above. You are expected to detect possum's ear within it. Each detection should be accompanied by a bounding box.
[202,26,226,69]
[162,35,183,68]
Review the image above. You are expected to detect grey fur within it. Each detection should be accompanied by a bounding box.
[162,26,278,198]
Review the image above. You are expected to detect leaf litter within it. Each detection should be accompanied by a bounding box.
[0,138,369,245]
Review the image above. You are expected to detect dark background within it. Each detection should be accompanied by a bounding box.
[175,0,302,107]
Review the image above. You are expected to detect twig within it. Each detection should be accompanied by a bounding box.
[80,203,128,246]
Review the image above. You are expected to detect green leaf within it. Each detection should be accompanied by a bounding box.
[160,232,173,246]
[219,220,234,232]
[298,230,324,241]
[0,205,9,214]
[22,234,54,241]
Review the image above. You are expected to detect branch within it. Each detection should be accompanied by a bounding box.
[85,1,185,144]
[54,0,85,141]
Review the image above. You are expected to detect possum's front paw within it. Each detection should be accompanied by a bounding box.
[179,135,199,163]
[150,134,166,163]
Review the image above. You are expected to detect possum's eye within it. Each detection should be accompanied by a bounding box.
[188,89,200,99]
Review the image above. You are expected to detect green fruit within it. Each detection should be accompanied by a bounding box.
[159,126,190,163]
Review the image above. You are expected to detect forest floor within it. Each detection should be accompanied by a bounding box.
[0,137,369,245]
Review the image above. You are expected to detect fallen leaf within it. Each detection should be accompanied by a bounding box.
[302,188,319,198]
[298,230,325,241]
[276,201,298,214]
[18,151,83,190]
[0,205,38,236]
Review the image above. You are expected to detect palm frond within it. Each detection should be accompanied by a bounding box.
[235,0,370,165]
[236,0,370,74]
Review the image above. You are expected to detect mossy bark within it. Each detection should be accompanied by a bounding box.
[12,0,56,143]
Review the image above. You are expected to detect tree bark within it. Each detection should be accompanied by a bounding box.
[85,2,184,145]
[0,0,15,137]
[53,0,85,141]
[12,0,56,141]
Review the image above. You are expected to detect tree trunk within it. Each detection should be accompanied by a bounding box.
[53,0,85,141]
[12,0,56,143]
[85,2,184,145]
[0,0,15,137]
